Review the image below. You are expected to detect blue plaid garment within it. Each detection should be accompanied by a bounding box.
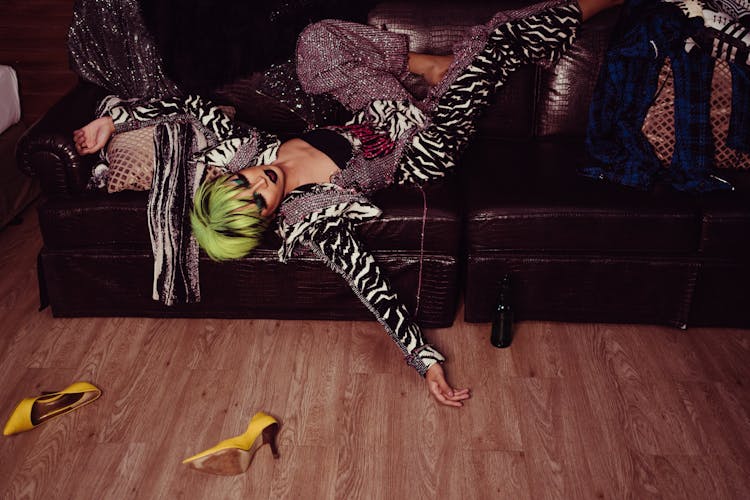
[582,1,745,192]
[728,63,750,153]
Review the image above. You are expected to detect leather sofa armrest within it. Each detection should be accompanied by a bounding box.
[16,80,109,197]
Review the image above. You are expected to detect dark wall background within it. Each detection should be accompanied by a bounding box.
[139,0,378,95]
[0,0,77,125]
[0,0,378,125]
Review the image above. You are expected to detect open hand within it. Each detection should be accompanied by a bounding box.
[73,116,115,155]
[425,364,471,408]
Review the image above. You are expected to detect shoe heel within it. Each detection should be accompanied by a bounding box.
[263,423,280,459]
[182,411,279,475]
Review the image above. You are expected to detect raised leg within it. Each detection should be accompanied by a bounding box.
[398,2,584,184]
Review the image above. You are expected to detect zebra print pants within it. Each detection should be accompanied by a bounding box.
[397,2,582,184]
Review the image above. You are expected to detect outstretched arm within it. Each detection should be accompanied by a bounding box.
[303,216,470,406]
[73,94,245,159]
[99,94,238,141]
[103,94,280,170]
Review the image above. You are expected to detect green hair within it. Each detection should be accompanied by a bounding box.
[190,174,270,261]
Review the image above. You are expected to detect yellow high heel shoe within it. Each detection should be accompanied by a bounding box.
[3,382,102,436]
[182,411,280,475]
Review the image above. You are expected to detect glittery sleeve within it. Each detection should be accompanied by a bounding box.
[295,19,413,111]
[68,0,179,99]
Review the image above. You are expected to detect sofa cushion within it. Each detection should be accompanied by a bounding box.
[535,8,619,138]
[695,169,750,258]
[462,139,699,253]
[463,255,699,326]
[689,259,750,327]
[40,247,458,327]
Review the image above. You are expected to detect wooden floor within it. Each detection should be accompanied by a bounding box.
[1,206,750,500]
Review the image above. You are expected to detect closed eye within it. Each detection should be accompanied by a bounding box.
[253,193,267,211]
[233,173,250,188]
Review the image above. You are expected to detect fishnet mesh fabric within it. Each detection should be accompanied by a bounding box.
[106,126,223,193]
[643,57,750,170]
[106,126,155,192]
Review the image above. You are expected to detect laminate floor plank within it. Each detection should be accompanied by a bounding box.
[462,450,532,500]
[511,378,569,500]
[509,321,568,379]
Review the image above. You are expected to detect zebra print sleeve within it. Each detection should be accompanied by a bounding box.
[302,216,445,376]
[346,100,428,141]
[98,94,238,145]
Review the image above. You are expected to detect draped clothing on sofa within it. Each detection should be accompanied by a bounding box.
[583,0,750,191]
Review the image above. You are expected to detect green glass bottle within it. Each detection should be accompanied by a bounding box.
[491,274,514,348]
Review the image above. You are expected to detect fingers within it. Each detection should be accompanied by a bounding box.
[449,388,472,400]
[424,363,471,407]
[436,377,454,398]
[428,379,472,408]
[73,117,114,155]
[73,128,90,154]
[430,382,463,407]
[73,127,103,155]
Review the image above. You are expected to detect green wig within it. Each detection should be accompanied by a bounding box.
[190,174,270,261]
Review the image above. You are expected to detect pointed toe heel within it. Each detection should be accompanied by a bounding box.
[3,382,102,436]
[182,411,280,475]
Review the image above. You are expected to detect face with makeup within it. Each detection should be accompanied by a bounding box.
[229,165,286,217]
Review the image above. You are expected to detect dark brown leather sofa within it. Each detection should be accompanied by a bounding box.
[17,1,750,329]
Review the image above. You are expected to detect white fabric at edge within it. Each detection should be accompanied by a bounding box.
[0,65,21,134]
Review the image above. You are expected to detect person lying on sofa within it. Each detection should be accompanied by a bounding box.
[73,0,623,407]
